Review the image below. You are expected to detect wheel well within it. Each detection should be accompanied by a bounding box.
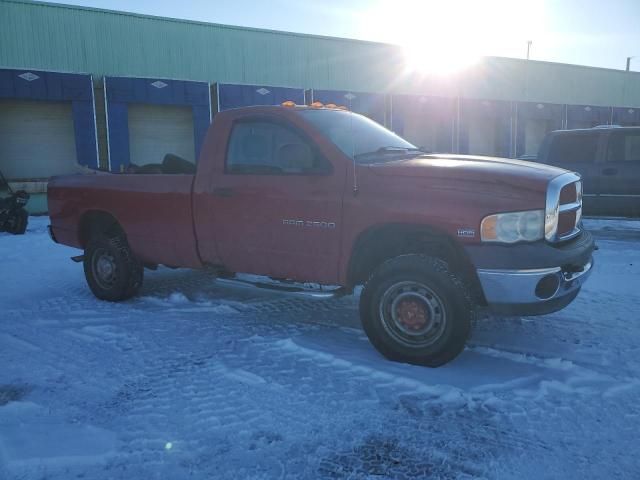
[347,224,485,304]
[78,211,123,247]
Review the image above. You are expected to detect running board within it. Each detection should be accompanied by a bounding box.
[216,277,350,298]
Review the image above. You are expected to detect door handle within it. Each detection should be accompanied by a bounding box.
[602,167,618,176]
[212,187,235,197]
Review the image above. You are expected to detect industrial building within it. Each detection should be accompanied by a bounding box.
[2,0,640,212]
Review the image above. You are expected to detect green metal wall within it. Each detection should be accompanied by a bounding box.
[0,0,403,92]
[1,0,640,107]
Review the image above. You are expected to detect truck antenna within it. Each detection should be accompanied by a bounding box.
[349,96,358,195]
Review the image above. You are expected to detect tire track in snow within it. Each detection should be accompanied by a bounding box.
[3,217,640,478]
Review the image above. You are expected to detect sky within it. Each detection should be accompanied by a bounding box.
[44,0,640,72]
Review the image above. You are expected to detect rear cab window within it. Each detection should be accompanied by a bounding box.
[546,132,600,164]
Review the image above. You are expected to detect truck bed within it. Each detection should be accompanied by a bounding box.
[48,173,202,269]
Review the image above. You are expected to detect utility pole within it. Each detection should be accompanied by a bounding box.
[527,40,532,60]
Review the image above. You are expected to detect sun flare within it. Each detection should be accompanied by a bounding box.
[402,42,480,75]
[359,0,545,76]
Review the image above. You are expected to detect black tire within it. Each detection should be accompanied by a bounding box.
[83,234,143,301]
[359,254,473,367]
[6,208,28,235]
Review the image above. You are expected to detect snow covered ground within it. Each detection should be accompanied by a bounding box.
[1,216,639,479]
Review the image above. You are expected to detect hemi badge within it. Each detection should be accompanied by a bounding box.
[457,228,475,238]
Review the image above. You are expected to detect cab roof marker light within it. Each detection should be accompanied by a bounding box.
[281,100,296,107]
[325,103,338,108]
[310,101,324,108]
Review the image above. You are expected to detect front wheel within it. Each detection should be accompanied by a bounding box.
[360,255,473,367]
[83,234,143,301]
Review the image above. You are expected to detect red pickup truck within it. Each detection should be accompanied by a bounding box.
[48,104,595,367]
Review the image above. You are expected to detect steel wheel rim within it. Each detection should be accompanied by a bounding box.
[379,281,447,348]
[92,247,117,290]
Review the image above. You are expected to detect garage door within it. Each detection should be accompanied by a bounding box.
[403,120,438,151]
[391,95,456,153]
[524,119,552,156]
[0,99,77,180]
[127,104,195,166]
[514,102,564,158]
[468,118,498,156]
[566,105,610,129]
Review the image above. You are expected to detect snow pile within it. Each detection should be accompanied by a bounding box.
[1,217,639,478]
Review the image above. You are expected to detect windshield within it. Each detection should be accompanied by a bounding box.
[298,109,419,163]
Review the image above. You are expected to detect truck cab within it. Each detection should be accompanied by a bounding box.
[48,104,595,367]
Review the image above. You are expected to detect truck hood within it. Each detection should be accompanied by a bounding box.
[367,154,567,193]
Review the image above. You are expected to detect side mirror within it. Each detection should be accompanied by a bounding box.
[277,143,314,171]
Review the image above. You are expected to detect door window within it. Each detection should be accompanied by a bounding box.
[547,133,599,164]
[226,121,330,175]
[606,132,640,162]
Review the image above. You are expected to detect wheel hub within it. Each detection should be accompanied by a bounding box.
[92,248,117,289]
[395,296,431,331]
[97,256,115,278]
[379,281,447,348]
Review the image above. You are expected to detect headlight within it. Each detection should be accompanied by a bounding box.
[481,210,544,243]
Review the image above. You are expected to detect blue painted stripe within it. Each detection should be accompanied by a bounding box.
[217,84,305,111]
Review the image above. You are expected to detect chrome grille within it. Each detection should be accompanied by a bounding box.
[545,173,582,242]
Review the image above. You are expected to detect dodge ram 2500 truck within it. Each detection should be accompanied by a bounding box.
[48,104,595,367]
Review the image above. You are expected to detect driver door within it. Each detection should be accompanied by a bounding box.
[208,117,346,284]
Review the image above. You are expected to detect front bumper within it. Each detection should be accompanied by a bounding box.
[467,231,595,316]
[476,259,593,315]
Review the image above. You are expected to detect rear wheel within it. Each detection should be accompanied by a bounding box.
[84,234,143,301]
[360,255,473,367]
